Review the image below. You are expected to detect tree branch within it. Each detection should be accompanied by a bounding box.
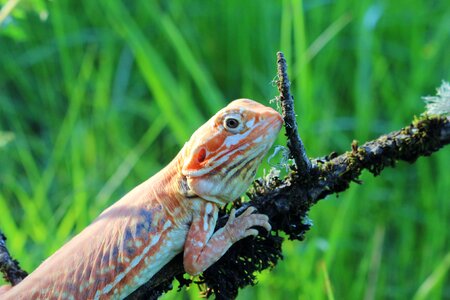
[1,53,449,299]
[276,51,312,176]
[0,232,27,286]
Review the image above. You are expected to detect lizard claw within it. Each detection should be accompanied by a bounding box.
[241,206,257,217]
[244,228,259,238]
[224,206,271,243]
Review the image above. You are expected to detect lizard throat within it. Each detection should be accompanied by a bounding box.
[180,175,228,206]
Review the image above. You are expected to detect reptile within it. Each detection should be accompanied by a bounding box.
[0,99,283,299]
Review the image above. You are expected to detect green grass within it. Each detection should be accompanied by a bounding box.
[0,0,449,299]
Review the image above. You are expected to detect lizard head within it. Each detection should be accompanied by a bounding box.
[181,99,283,205]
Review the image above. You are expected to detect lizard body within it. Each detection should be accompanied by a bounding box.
[0,99,282,299]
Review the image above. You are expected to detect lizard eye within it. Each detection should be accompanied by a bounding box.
[225,117,239,129]
[223,115,243,132]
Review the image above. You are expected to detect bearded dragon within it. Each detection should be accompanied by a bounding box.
[0,99,283,299]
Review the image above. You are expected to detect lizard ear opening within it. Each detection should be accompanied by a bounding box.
[182,146,212,177]
[197,148,207,163]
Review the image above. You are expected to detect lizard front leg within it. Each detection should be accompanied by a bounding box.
[183,201,271,275]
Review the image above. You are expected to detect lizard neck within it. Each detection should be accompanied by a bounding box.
[148,144,199,216]
[148,144,223,217]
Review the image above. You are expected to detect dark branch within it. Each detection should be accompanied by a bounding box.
[0,232,28,286]
[310,115,450,202]
[276,51,312,176]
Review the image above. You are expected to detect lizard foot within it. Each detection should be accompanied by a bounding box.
[224,207,271,243]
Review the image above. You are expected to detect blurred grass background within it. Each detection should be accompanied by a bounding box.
[0,0,449,299]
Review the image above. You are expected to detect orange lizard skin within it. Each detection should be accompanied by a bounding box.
[0,99,283,299]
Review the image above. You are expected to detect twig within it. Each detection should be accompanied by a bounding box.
[276,51,312,175]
